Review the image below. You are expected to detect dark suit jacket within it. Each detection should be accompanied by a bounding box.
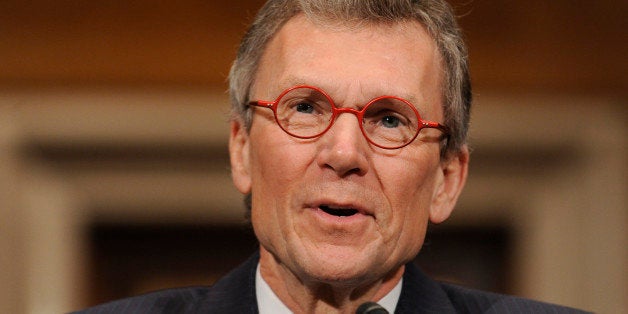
[73,252,589,313]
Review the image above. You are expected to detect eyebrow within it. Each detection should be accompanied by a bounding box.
[279,75,421,105]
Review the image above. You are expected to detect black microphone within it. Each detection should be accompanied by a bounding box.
[356,302,389,314]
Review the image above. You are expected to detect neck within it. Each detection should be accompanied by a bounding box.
[258,247,404,313]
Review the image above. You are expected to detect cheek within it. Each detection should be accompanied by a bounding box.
[385,166,436,260]
[247,125,315,225]
[249,132,313,191]
[376,152,439,236]
[248,127,322,256]
[379,151,439,204]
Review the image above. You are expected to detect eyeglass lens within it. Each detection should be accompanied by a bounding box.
[275,86,420,148]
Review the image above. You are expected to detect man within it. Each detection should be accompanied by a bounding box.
[75,0,588,313]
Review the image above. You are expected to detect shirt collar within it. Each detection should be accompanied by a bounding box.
[255,263,402,313]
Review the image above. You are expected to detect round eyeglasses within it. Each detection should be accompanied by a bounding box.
[248,85,449,149]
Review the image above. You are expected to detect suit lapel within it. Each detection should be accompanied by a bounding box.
[191,251,260,313]
[395,262,457,314]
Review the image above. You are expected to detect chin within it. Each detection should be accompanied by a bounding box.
[303,266,373,286]
[293,246,385,286]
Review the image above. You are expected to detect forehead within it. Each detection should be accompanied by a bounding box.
[253,15,443,111]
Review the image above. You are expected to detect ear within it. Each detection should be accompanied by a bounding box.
[229,119,252,194]
[429,145,469,223]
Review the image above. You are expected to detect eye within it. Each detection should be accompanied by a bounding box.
[381,115,401,128]
[295,102,315,114]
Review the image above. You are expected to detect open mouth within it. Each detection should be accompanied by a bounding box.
[320,205,359,217]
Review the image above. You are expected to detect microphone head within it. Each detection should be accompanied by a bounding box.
[355,302,389,314]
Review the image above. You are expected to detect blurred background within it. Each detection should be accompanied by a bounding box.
[0,0,625,313]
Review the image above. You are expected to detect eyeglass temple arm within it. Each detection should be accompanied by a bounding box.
[421,121,450,135]
[248,101,274,108]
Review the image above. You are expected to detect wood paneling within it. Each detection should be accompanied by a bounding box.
[453,0,628,94]
[0,0,266,87]
[1,0,626,94]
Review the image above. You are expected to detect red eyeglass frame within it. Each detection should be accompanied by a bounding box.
[248,85,450,149]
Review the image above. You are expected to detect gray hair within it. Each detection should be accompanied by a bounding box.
[229,0,471,157]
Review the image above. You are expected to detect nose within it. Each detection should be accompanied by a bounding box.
[316,113,369,177]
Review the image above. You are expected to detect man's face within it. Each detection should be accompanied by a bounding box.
[230,15,467,285]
